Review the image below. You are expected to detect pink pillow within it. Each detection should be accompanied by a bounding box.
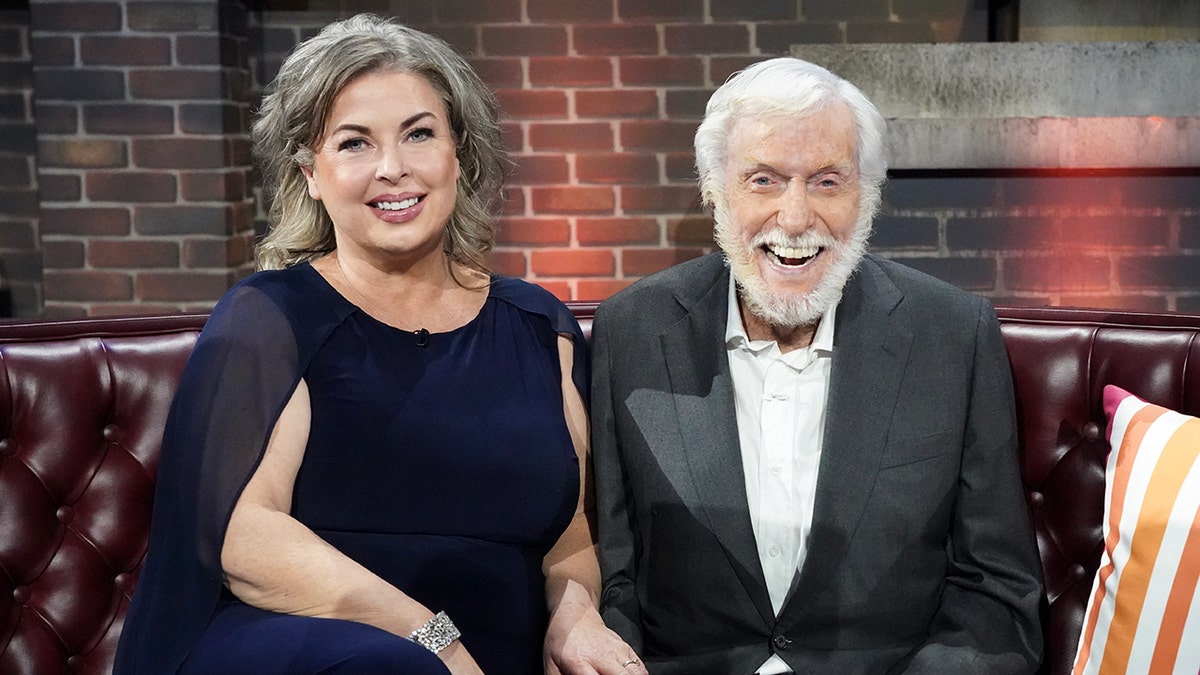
[1073,385,1200,674]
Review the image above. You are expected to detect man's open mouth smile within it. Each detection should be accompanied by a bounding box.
[763,243,820,267]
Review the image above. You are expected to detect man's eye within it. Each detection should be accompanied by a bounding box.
[751,175,772,186]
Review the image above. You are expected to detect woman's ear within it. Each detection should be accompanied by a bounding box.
[300,164,321,200]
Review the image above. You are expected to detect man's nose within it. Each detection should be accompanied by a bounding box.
[776,180,813,230]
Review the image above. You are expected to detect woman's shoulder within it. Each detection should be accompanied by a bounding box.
[205,264,354,343]
[489,275,570,316]
[489,276,582,337]
[225,263,320,298]
[217,264,344,312]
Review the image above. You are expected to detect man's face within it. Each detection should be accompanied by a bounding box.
[715,102,870,328]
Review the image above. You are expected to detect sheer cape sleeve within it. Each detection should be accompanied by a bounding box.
[489,276,589,408]
[113,266,352,674]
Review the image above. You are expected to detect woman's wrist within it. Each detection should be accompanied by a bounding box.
[408,610,461,653]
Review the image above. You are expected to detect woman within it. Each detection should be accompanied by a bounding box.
[114,14,644,675]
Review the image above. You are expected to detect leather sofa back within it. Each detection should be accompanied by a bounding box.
[0,306,1197,674]
[997,307,1200,675]
[0,314,205,675]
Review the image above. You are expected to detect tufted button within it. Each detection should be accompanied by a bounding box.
[1028,491,1044,508]
[1082,422,1101,440]
[12,585,30,604]
[1070,564,1087,581]
[114,573,135,592]
[67,655,83,671]
[772,634,793,650]
[0,438,12,455]
[56,505,74,524]
[103,424,121,441]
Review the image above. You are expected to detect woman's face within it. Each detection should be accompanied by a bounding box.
[302,69,460,269]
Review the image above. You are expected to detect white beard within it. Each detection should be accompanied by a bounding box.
[715,208,871,329]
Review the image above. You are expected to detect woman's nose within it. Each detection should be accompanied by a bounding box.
[374,146,408,183]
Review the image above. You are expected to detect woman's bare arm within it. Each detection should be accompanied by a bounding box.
[542,336,647,675]
[221,378,481,673]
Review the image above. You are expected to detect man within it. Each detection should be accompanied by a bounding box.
[590,57,1043,673]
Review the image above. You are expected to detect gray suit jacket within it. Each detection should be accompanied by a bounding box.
[591,253,1043,674]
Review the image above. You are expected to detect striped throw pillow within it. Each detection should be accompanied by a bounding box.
[1072,385,1200,675]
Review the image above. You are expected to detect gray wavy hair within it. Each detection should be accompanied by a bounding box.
[694,57,887,226]
[252,14,508,272]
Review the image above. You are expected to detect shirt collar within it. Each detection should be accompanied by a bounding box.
[724,274,838,354]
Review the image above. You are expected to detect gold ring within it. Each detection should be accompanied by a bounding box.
[622,658,641,667]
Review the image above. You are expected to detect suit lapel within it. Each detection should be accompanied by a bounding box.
[661,257,775,627]
[780,257,913,622]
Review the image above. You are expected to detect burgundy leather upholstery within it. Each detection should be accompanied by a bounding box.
[999,307,1200,675]
[0,315,205,675]
[0,305,1197,674]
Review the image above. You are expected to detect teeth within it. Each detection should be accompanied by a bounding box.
[766,244,819,261]
[373,197,420,210]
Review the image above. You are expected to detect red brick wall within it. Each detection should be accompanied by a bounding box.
[30,0,257,318]
[877,172,1200,313]
[5,0,1198,316]
[251,0,994,302]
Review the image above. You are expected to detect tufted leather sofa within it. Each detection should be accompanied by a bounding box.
[1,305,1198,674]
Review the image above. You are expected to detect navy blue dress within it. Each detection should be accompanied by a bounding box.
[114,264,587,675]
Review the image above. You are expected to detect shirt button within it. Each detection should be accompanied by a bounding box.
[768,545,781,557]
[769,466,782,477]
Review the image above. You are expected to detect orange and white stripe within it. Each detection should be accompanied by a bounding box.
[1073,386,1200,675]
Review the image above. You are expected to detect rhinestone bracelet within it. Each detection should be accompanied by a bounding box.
[408,611,461,654]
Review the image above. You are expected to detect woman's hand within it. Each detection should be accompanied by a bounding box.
[544,589,647,675]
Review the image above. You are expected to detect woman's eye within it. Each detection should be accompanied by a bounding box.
[338,138,368,152]
[408,127,434,142]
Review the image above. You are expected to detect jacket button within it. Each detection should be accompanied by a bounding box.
[773,634,793,650]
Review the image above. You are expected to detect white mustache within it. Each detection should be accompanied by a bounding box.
[749,229,839,250]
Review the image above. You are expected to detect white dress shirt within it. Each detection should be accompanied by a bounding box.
[725,278,836,675]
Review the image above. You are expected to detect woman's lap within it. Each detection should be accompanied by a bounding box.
[180,601,449,674]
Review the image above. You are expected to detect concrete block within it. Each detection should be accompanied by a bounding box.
[790,42,1200,169]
